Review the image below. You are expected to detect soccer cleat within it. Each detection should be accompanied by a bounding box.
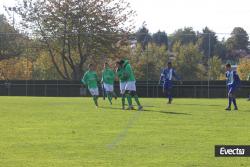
[234,107,238,111]
[126,105,134,110]
[225,107,231,111]
[138,106,143,111]
[168,99,173,104]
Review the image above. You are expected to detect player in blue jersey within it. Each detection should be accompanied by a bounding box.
[159,62,181,104]
[225,64,241,111]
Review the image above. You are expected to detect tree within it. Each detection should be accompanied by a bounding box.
[226,27,249,51]
[208,56,223,80]
[152,31,168,48]
[0,14,25,61]
[16,0,135,80]
[136,23,151,50]
[237,58,250,80]
[170,27,197,47]
[197,27,218,58]
[124,43,169,80]
[172,42,205,80]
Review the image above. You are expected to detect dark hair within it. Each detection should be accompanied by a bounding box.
[119,60,125,65]
[168,62,172,65]
[226,63,231,68]
[88,64,93,68]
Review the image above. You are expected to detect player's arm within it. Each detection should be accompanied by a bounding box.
[81,73,88,87]
[159,69,164,85]
[233,71,240,87]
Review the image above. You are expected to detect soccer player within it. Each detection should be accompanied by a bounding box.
[102,62,117,105]
[115,61,129,110]
[225,63,241,111]
[159,62,181,104]
[119,59,143,111]
[81,64,99,107]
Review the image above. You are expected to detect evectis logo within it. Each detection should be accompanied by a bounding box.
[215,145,250,157]
[220,147,245,155]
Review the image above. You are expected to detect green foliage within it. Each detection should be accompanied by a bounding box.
[197,27,218,58]
[16,0,135,80]
[127,43,169,80]
[136,24,151,50]
[208,56,223,80]
[226,27,249,51]
[237,58,250,80]
[152,31,168,48]
[171,27,197,46]
[0,14,25,60]
[173,42,205,80]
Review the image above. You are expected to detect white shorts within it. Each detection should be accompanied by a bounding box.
[89,88,99,96]
[120,82,126,94]
[103,83,114,92]
[125,81,136,91]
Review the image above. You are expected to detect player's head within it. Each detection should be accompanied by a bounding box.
[167,62,172,68]
[115,61,121,68]
[88,63,94,71]
[119,60,125,67]
[226,63,231,71]
[104,62,109,69]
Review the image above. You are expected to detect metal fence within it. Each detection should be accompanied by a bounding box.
[1,80,249,98]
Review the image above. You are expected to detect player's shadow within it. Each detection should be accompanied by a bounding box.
[143,109,191,115]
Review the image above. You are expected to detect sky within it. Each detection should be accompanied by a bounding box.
[1,0,250,37]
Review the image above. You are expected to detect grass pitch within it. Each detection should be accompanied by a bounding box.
[0,97,250,167]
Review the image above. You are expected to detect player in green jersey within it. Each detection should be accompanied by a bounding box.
[119,60,143,111]
[81,64,99,107]
[102,62,117,105]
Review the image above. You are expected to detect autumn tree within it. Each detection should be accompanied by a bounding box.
[16,0,135,80]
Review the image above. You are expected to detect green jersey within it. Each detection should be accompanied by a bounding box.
[123,60,136,81]
[81,70,98,89]
[116,67,127,83]
[102,67,115,85]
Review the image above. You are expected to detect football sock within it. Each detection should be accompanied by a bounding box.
[122,94,126,108]
[134,95,141,106]
[232,98,237,108]
[93,96,98,106]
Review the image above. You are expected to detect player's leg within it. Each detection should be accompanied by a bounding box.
[106,91,112,105]
[127,81,143,110]
[125,90,133,109]
[120,83,126,109]
[130,91,143,110]
[168,82,173,104]
[225,86,232,111]
[231,88,238,110]
[90,88,99,107]
[104,84,113,105]
[163,87,170,104]
[112,91,117,100]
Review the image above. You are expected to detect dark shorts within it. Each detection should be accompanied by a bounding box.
[227,84,237,95]
[163,82,173,89]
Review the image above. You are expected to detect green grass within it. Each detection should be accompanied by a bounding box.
[0,97,250,167]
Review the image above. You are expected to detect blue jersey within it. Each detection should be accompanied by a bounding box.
[226,70,240,88]
[160,68,180,88]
